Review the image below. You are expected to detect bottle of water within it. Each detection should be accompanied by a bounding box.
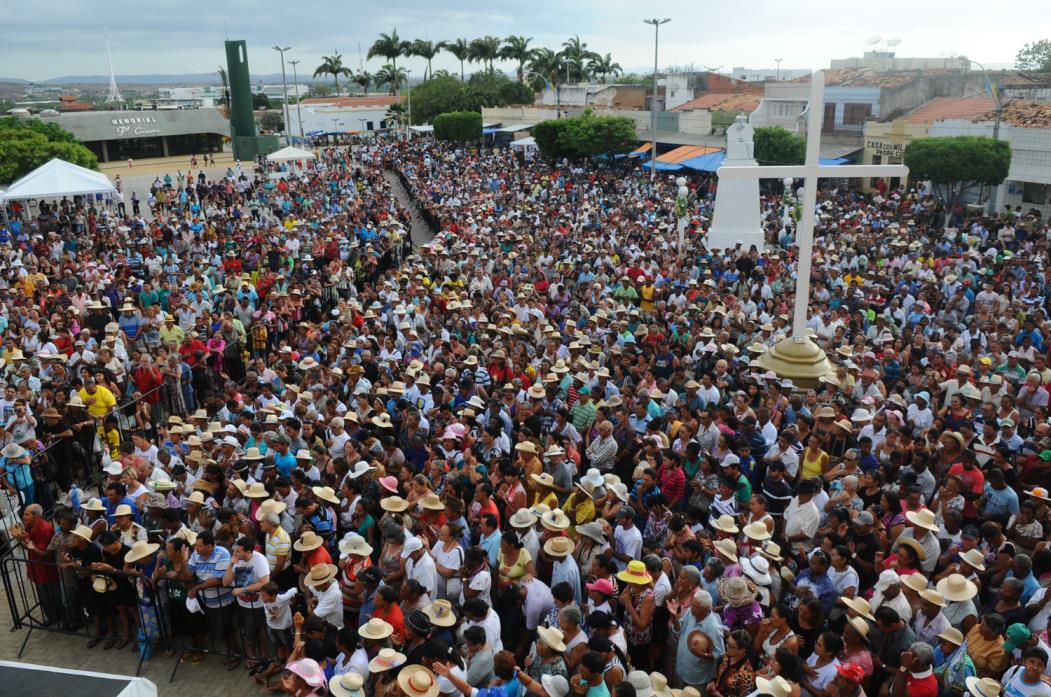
[69,483,82,513]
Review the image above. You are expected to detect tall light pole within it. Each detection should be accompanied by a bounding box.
[288,59,305,145]
[775,58,783,81]
[404,69,412,141]
[967,58,1005,216]
[272,45,292,146]
[643,18,670,181]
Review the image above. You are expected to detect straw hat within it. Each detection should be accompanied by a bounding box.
[92,575,117,593]
[959,549,986,571]
[650,673,673,697]
[380,496,409,512]
[902,572,929,594]
[294,531,324,552]
[895,536,927,561]
[368,648,407,673]
[919,589,946,607]
[114,504,134,518]
[536,626,567,653]
[759,541,783,562]
[713,538,738,562]
[740,556,772,585]
[124,540,160,564]
[904,508,939,532]
[710,514,739,534]
[71,525,94,543]
[847,616,870,641]
[304,563,338,587]
[312,486,340,505]
[575,521,606,544]
[838,596,875,621]
[628,671,656,697]
[423,599,457,627]
[541,509,571,532]
[338,534,373,559]
[420,492,445,511]
[255,498,288,521]
[531,472,557,489]
[82,497,106,512]
[373,413,393,429]
[397,665,440,697]
[936,573,978,602]
[743,521,772,541]
[329,672,366,697]
[617,560,653,585]
[965,677,1002,697]
[515,441,538,455]
[358,617,394,641]
[755,676,792,697]
[510,509,538,529]
[244,482,270,499]
[544,536,575,558]
[937,627,965,647]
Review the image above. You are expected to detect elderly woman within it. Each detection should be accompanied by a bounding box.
[721,576,763,635]
[708,629,756,697]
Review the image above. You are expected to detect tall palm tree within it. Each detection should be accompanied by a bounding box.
[410,40,441,80]
[527,48,564,91]
[469,36,502,73]
[368,29,410,74]
[385,102,408,128]
[587,53,623,83]
[500,36,535,82]
[216,66,229,110]
[352,70,372,95]
[560,35,598,82]
[375,64,408,95]
[313,52,351,95]
[443,39,471,81]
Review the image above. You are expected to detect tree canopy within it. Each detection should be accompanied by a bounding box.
[0,117,98,184]
[904,135,1011,220]
[1015,39,1051,72]
[409,73,534,125]
[533,110,636,160]
[433,111,482,141]
[753,126,805,166]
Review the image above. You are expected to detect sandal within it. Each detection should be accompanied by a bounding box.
[103,638,117,650]
[225,657,241,671]
[191,652,205,665]
[115,638,129,650]
[86,637,103,649]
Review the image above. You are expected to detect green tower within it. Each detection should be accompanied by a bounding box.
[224,40,279,160]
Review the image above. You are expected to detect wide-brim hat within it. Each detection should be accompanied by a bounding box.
[895,536,927,561]
[713,538,738,562]
[938,627,965,647]
[904,507,939,532]
[847,616,870,642]
[544,536,574,558]
[510,509,538,529]
[329,672,366,697]
[304,563,338,587]
[902,572,930,594]
[936,573,979,602]
[420,492,445,511]
[575,521,606,544]
[531,472,556,488]
[536,625,567,653]
[255,499,287,521]
[755,676,792,697]
[312,485,340,505]
[423,599,457,627]
[71,524,94,543]
[92,575,117,593]
[743,521,771,541]
[358,617,394,641]
[397,665,440,697]
[124,540,160,564]
[959,549,986,571]
[759,541,783,562]
[338,534,373,559]
[541,509,571,532]
[617,560,653,585]
[286,659,327,689]
[838,595,875,621]
[373,413,393,429]
[740,555,772,585]
[245,482,270,498]
[710,514,739,534]
[114,504,134,517]
[965,677,1002,697]
[380,495,409,512]
[294,531,324,552]
[82,497,106,512]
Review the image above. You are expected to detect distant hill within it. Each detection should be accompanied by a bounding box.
[37,73,303,85]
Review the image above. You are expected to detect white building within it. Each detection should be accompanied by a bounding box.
[731,67,811,82]
[286,96,405,136]
[830,51,971,72]
[155,86,218,109]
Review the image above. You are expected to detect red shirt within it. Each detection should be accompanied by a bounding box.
[906,671,938,697]
[948,463,985,517]
[374,603,405,645]
[27,518,59,584]
[305,546,333,569]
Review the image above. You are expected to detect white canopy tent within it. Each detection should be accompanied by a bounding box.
[0,661,157,697]
[0,158,115,201]
[266,146,317,162]
[510,136,538,160]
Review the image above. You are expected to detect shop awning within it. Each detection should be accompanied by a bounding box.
[655,145,722,165]
[628,143,653,158]
[680,151,725,172]
[819,157,848,166]
[641,160,683,172]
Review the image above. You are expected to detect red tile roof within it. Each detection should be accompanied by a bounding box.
[301,96,404,108]
[671,93,761,113]
[975,100,1051,129]
[904,97,996,123]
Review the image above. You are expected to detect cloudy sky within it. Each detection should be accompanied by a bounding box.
[5,0,1039,81]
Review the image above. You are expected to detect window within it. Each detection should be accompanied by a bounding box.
[771,102,797,119]
[842,103,873,125]
[822,103,837,132]
[1023,182,1049,205]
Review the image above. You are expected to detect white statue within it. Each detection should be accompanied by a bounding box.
[725,114,755,163]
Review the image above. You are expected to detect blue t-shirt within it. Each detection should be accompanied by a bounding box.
[188,546,233,608]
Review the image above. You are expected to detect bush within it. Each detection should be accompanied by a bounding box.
[433,111,482,142]
[0,118,97,184]
[533,110,637,160]
[753,126,805,166]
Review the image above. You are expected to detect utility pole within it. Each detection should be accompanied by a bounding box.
[288,59,305,144]
[775,58,783,81]
[272,45,292,146]
[968,59,1005,216]
[643,18,670,181]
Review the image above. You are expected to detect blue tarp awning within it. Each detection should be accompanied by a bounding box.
[641,160,683,172]
[819,157,848,165]
[482,127,499,135]
[305,130,325,137]
[680,151,725,173]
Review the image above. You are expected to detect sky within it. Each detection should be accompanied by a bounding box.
[4,0,1039,81]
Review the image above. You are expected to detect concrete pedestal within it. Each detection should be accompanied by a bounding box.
[708,166,765,251]
[755,336,834,390]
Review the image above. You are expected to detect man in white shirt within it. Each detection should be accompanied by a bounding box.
[612,507,643,571]
[305,563,344,630]
[783,480,821,553]
[403,537,437,599]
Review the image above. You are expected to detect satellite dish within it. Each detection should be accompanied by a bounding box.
[866,35,882,45]
[887,38,902,47]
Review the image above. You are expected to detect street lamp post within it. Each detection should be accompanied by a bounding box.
[967,58,1005,216]
[643,18,670,182]
[404,70,412,141]
[288,59,305,145]
[775,58,783,81]
[675,176,688,253]
[272,45,292,146]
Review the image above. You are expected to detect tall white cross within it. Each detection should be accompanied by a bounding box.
[718,70,909,338]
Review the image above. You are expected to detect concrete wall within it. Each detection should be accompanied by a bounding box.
[483,105,653,131]
[879,74,968,121]
[679,110,713,135]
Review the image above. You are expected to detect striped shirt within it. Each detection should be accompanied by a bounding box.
[265,526,291,573]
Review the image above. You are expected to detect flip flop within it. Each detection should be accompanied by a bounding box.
[115,638,129,650]
[86,637,103,649]
[103,638,117,650]
[225,657,241,671]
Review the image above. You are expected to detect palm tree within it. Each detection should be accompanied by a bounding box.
[313,52,351,95]
[410,40,441,80]
[443,39,471,80]
[587,53,623,83]
[368,29,410,74]
[385,102,408,128]
[216,66,229,110]
[375,64,408,95]
[527,48,564,91]
[431,69,453,80]
[560,35,598,82]
[469,36,502,73]
[500,36,535,82]
[352,70,372,95]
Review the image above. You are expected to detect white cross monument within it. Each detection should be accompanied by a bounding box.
[716,70,909,385]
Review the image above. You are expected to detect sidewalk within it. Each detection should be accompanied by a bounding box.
[100,153,237,178]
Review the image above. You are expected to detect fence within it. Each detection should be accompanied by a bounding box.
[0,550,303,684]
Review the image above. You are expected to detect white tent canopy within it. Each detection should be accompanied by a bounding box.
[510,136,536,149]
[1,158,115,201]
[266,146,317,162]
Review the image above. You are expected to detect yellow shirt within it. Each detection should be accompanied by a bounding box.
[532,490,558,510]
[79,385,117,418]
[499,547,532,583]
[563,492,596,526]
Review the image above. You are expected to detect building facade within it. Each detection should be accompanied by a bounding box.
[37,109,229,162]
[287,96,404,137]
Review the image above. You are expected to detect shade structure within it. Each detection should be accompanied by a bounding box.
[1,158,115,201]
[680,151,725,173]
[654,145,722,165]
[510,136,536,149]
[266,146,317,162]
[641,160,683,172]
[0,661,157,697]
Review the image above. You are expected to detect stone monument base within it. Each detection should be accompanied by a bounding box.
[755,336,834,390]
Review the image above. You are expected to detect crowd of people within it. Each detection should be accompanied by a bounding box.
[3,133,1051,697]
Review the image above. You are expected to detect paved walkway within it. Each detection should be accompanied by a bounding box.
[383,170,435,247]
